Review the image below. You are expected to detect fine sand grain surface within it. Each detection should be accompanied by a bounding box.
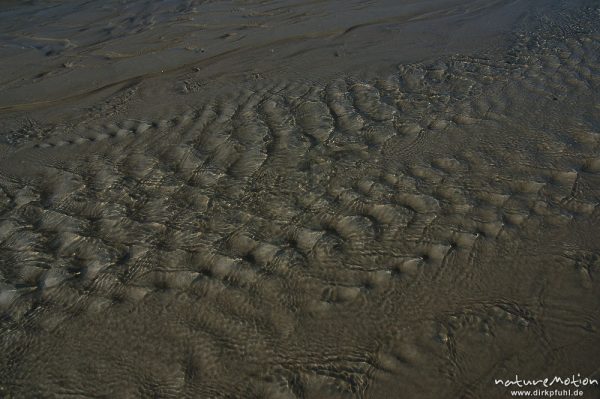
[0,1,600,398]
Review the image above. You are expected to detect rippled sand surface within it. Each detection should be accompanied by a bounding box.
[0,1,599,398]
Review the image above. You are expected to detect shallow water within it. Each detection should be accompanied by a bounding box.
[0,0,589,112]
[0,1,599,398]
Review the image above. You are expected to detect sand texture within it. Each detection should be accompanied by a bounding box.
[0,1,599,398]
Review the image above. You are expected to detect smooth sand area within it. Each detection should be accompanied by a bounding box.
[0,1,599,397]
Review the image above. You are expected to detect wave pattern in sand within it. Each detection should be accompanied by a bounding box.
[0,4,600,398]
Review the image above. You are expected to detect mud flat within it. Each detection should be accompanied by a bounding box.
[1,1,600,398]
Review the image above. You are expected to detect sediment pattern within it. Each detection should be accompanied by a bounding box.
[1,6,600,398]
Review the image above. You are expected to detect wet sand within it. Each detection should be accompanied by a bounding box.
[0,1,599,398]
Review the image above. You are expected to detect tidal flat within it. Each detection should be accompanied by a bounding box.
[0,1,599,398]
